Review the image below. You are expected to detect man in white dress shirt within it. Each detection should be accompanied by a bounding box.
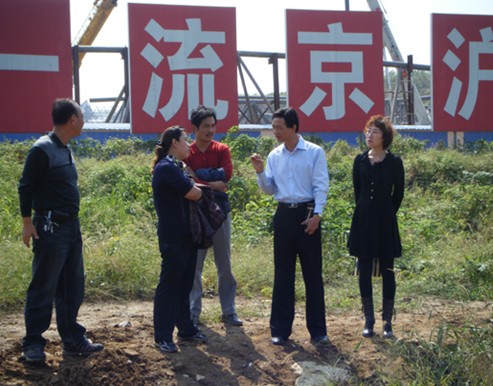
[250,107,329,346]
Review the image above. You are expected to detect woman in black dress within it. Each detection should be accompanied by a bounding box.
[348,115,404,338]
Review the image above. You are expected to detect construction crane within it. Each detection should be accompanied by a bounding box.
[72,0,118,65]
[366,0,431,125]
[72,0,129,122]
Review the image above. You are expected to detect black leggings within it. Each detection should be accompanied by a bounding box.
[358,257,396,300]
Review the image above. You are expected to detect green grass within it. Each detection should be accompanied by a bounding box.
[1,137,492,307]
[0,136,492,384]
[388,322,493,385]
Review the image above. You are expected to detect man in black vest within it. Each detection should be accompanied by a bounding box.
[18,98,103,363]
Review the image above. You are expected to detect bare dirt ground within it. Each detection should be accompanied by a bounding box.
[1,297,491,385]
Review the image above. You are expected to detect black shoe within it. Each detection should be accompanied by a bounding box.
[63,337,104,357]
[271,336,287,346]
[155,340,178,353]
[22,345,46,363]
[383,322,393,338]
[191,316,200,328]
[221,313,243,326]
[311,335,329,346]
[362,320,375,338]
[178,331,207,342]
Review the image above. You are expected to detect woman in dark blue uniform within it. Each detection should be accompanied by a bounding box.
[151,126,206,353]
[348,115,405,338]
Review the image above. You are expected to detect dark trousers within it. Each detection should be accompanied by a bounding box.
[270,205,327,339]
[154,237,198,343]
[358,257,396,300]
[23,216,86,349]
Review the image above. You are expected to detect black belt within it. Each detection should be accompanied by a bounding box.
[35,210,78,222]
[278,201,314,209]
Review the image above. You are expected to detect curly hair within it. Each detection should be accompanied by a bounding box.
[364,115,396,150]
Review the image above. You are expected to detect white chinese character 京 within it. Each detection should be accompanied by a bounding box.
[297,22,374,119]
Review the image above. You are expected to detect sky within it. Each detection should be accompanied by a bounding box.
[69,0,493,102]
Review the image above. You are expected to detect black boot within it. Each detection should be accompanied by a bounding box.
[361,297,375,338]
[382,298,394,338]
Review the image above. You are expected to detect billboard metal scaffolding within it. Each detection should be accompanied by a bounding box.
[72,47,430,126]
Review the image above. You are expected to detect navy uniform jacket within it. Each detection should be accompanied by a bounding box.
[18,132,79,217]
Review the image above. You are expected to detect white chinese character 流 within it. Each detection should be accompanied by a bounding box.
[140,18,228,121]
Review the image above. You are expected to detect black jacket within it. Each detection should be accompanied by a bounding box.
[18,132,79,217]
[189,186,226,248]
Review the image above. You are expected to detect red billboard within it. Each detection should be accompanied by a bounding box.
[0,0,72,134]
[286,10,384,132]
[128,4,237,134]
[432,14,493,132]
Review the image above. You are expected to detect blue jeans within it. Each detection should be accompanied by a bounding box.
[22,216,86,349]
[154,237,198,343]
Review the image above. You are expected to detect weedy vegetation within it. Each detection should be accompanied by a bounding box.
[0,133,492,384]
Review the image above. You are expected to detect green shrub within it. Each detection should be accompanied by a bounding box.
[70,137,156,160]
[1,137,492,309]
[225,133,259,162]
[390,322,493,385]
[1,136,492,386]
[392,134,428,155]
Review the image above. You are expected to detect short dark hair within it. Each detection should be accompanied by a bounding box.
[272,107,299,132]
[52,99,79,125]
[190,105,216,128]
[364,115,396,149]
